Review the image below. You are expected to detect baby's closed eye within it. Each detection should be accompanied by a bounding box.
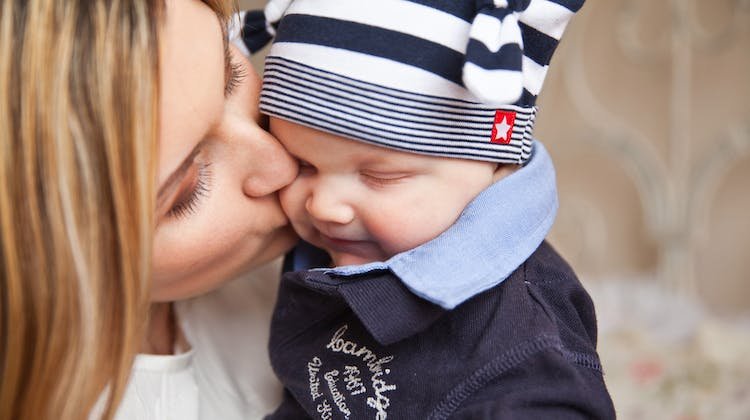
[296,159,316,176]
[359,170,413,188]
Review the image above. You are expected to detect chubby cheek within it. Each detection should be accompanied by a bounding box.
[363,194,463,257]
[279,182,313,238]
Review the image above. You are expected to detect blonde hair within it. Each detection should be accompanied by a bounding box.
[0,0,161,417]
[0,0,231,419]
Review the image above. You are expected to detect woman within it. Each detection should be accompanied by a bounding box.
[0,0,296,418]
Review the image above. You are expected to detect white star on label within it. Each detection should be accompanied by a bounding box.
[494,116,512,142]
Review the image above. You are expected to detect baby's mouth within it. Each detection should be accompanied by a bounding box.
[318,232,374,255]
[319,232,363,245]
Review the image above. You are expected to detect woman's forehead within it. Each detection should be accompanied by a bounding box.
[157,0,225,186]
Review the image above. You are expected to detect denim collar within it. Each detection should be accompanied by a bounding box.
[291,141,558,310]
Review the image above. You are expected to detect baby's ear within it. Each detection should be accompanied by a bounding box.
[492,163,519,183]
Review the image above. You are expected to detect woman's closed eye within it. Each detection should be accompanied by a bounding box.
[224,58,246,97]
[167,161,213,219]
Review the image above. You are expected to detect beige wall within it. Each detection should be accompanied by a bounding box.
[238,0,750,315]
[537,0,750,315]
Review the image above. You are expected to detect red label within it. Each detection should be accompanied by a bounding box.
[490,110,516,144]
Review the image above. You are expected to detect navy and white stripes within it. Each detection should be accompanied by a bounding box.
[463,1,527,105]
[465,0,585,105]
[243,0,584,164]
[261,56,536,163]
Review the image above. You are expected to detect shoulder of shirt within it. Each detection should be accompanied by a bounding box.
[429,243,609,416]
[446,241,602,371]
[435,344,614,419]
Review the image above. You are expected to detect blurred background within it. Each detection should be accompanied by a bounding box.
[240,0,750,417]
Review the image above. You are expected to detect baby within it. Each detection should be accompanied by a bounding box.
[238,0,615,418]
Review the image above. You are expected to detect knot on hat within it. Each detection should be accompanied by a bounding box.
[491,0,531,12]
[239,0,293,54]
[463,0,532,105]
[239,10,272,54]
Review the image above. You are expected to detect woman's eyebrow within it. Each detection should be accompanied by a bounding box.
[156,145,202,213]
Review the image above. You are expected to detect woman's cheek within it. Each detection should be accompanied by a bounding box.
[153,217,234,276]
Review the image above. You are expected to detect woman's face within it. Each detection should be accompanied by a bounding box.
[152,0,297,302]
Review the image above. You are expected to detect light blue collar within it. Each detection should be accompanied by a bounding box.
[293,141,558,309]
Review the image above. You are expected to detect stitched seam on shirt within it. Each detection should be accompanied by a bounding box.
[529,279,560,285]
[427,334,563,420]
[530,278,569,286]
[562,349,603,373]
[523,281,603,374]
[299,276,341,294]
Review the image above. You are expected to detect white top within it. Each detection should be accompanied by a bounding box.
[114,260,284,420]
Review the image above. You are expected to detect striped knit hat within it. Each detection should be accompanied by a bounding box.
[239,0,584,164]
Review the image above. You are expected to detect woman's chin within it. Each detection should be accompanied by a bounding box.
[151,226,299,302]
[248,225,299,268]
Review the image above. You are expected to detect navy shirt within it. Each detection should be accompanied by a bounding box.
[267,242,615,419]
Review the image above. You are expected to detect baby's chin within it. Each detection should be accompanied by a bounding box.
[297,232,384,267]
[325,243,390,267]
[330,253,379,267]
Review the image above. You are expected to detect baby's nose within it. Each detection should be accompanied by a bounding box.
[305,185,355,225]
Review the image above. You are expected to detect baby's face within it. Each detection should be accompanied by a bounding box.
[271,118,497,266]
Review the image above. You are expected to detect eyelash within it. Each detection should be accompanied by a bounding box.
[297,159,314,174]
[167,162,213,220]
[225,59,247,96]
[296,160,406,188]
[361,173,408,188]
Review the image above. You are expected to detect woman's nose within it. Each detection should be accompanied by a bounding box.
[242,133,298,198]
[305,182,355,225]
